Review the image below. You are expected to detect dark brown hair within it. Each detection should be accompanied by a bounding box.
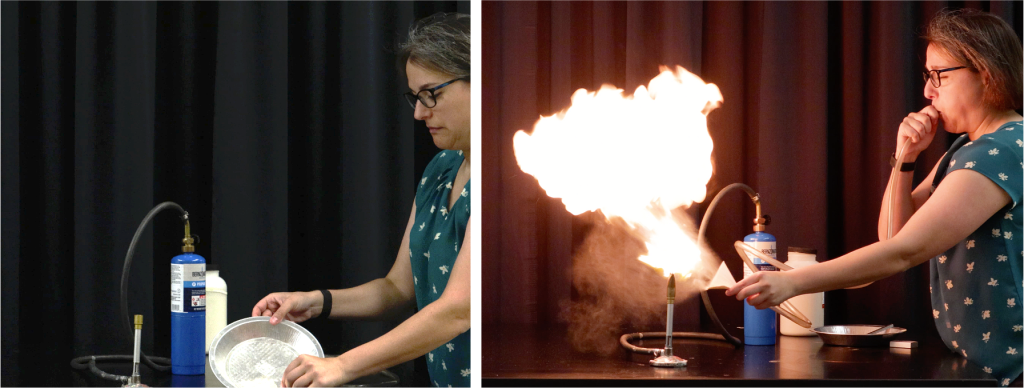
[924,8,1022,111]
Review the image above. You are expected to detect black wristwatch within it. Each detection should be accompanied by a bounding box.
[890,153,916,172]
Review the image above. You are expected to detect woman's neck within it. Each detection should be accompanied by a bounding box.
[967,109,1022,141]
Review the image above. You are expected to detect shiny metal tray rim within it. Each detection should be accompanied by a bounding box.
[811,324,907,347]
[209,316,325,388]
[811,324,907,336]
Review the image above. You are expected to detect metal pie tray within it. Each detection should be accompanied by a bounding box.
[209,316,324,388]
[812,324,906,347]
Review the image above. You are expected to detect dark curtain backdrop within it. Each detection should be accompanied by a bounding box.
[1,1,469,387]
[482,0,1022,343]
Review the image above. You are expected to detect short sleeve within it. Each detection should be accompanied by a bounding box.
[946,122,1023,208]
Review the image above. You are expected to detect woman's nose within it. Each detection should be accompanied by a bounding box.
[923,82,937,100]
[413,101,431,120]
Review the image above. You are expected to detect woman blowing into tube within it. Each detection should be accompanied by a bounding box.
[727,9,1022,386]
[251,13,471,387]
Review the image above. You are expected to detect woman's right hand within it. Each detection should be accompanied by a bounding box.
[896,105,940,161]
[251,291,322,325]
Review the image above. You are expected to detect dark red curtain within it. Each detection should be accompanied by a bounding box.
[482,0,1022,345]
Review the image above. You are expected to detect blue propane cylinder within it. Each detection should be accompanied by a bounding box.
[171,253,206,375]
[742,231,777,345]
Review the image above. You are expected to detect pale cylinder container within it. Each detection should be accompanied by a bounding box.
[780,248,825,336]
[205,268,228,353]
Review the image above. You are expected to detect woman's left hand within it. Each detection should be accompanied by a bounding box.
[725,270,798,310]
[281,355,348,387]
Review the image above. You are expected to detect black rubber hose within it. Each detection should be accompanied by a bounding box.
[118,201,186,372]
[694,183,758,347]
[70,355,132,383]
[71,202,185,380]
[69,354,172,383]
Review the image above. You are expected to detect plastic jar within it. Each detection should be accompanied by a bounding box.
[780,247,825,336]
[205,264,228,353]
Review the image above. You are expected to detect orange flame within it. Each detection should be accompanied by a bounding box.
[514,65,722,277]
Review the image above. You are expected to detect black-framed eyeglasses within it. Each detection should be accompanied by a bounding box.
[922,66,968,88]
[403,77,467,109]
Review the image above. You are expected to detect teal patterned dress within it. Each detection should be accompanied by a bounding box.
[929,121,1023,386]
[408,150,470,387]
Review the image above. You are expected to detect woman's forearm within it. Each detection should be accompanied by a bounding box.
[336,294,470,382]
[877,169,917,240]
[328,278,416,320]
[792,238,927,295]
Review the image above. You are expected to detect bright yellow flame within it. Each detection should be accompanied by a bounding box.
[513,65,722,277]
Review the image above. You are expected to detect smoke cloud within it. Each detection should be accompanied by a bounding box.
[560,213,710,356]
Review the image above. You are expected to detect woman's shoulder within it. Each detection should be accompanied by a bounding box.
[418,150,465,192]
[955,122,1022,156]
[987,121,1024,141]
[997,120,1023,131]
[946,121,1022,205]
[424,150,465,173]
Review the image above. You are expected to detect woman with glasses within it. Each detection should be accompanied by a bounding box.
[727,9,1022,386]
[252,13,471,387]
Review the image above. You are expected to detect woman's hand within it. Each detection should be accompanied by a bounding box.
[252,291,322,325]
[896,106,941,161]
[724,270,798,310]
[281,355,348,387]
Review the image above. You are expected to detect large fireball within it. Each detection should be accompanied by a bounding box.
[513,65,722,277]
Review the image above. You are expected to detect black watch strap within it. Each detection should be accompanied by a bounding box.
[890,153,916,172]
[318,289,332,321]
